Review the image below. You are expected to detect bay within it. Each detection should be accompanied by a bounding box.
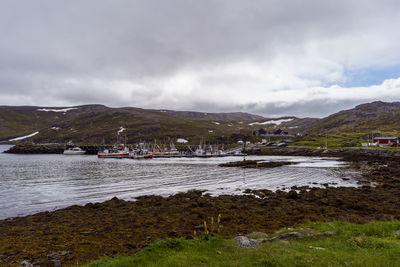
[0,145,360,219]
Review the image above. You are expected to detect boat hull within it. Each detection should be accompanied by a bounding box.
[63,151,86,155]
[98,153,129,158]
[63,149,86,155]
[130,154,153,159]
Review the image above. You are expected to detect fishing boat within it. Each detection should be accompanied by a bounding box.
[63,147,86,155]
[98,144,130,158]
[194,146,207,157]
[214,149,227,157]
[194,142,227,157]
[226,150,247,156]
[98,127,131,158]
[165,142,181,157]
[129,148,153,159]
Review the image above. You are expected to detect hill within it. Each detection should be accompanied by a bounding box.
[2,101,400,144]
[0,105,271,144]
[308,101,400,134]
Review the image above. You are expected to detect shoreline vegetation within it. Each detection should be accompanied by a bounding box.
[85,221,400,267]
[1,149,400,265]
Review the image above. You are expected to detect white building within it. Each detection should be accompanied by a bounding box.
[177,138,189,144]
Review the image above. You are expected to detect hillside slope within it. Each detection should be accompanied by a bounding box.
[308,101,400,134]
[2,101,399,144]
[0,105,268,144]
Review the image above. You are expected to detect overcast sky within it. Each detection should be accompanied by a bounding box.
[1,0,400,118]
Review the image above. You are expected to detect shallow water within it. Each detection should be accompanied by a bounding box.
[0,145,360,219]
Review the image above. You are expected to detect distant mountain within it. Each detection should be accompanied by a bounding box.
[156,110,265,121]
[2,101,399,144]
[307,101,400,133]
[0,105,269,144]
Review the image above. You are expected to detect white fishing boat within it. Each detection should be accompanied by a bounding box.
[98,144,130,158]
[166,142,180,157]
[63,147,86,155]
[194,143,227,157]
[129,149,153,159]
[214,149,227,157]
[226,150,247,156]
[194,147,206,157]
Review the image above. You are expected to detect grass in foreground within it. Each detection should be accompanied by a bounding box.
[85,221,400,267]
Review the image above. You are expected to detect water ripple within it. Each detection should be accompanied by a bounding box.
[0,145,361,219]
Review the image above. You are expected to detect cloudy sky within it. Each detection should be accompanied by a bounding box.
[1,0,400,117]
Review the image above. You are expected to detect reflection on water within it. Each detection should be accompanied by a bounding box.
[0,145,360,219]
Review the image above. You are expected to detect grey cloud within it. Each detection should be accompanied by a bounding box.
[0,0,399,116]
[238,99,369,118]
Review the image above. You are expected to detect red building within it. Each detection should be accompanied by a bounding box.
[373,137,399,146]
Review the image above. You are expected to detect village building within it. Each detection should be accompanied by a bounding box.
[296,131,309,137]
[253,128,291,137]
[253,128,266,136]
[176,138,188,144]
[373,136,399,147]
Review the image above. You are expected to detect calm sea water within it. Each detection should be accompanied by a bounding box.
[0,145,360,219]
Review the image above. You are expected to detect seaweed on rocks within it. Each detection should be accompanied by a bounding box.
[1,151,400,266]
[4,144,64,154]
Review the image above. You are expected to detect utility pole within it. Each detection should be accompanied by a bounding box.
[243,141,246,161]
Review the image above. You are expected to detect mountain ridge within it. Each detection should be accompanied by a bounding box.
[0,105,272,143]
[1,101,400,144]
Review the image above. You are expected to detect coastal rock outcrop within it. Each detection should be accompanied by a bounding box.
[234,236,259,248]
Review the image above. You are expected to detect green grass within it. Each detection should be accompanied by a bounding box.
[84,221,400,267]
[289,132,400,150]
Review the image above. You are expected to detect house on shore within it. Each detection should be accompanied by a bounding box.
[253,128,290,136]
[296,131,309,137]
[373,137,399,147]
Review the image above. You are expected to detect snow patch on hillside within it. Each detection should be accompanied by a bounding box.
[212,121,220,125]
[118,127,126,134]
[249,118,294,126]
[37,108,77,112]
[9,131,39,141]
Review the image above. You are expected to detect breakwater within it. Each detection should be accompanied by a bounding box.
[3,144,112,154]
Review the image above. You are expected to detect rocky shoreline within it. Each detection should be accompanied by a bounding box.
[246,146,400,160]
[3,144,65,154]
[1,150,400,266]
[3,144,106,155]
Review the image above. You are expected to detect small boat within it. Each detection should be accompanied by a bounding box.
[194,147,207,157]
[214,150,228,157]
[98,144,130,158]
[167,143,181,157]
[63,147,86,155]
[226,150,247,156]
[194,143,227,157]
[130,148,153,159]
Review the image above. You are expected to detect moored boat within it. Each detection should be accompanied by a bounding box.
[226,150,247,156]
[63,147,86,155]
[194,143,227,157]
[98,144,130,158]
[129,148,153,159]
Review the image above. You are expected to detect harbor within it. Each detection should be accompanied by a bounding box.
[0,144,359,220]
[0,148,399,266]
